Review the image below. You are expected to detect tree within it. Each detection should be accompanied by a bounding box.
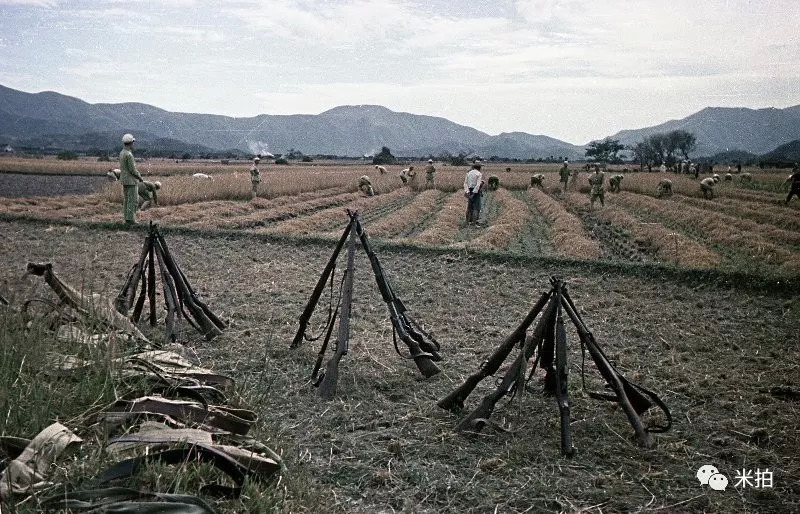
[585,138,624,163]
[673,130,697,160]
[372,146,396,165]
[57,150,78,161]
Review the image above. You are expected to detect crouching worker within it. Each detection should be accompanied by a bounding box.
[138,180,161,210]
[106,168,121,181]
[608,174,624,193]
[700,177,716,199]
[358,175,375,196]
[530,174,545,188]
[656,178,673,198]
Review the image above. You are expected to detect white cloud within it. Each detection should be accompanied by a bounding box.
[0,0,60,5]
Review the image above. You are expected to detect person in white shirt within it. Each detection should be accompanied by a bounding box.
[464,162,483,224]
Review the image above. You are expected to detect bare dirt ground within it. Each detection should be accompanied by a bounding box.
[0,171,108,197]
[1,218,797,513]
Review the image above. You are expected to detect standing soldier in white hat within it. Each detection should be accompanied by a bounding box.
[138,180,161,210]
[425,159,436,189]
[250,156,261,199]
[119,133,144,225]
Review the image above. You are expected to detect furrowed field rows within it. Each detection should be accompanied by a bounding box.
[367,189,441,239]
[506,191,554,256]
[614,192,800,273]
[357,191,417,227]
[639,193,800,248]
[672,194,800,232]
[467,188,532,251]
[188,188,356,229]
[562,192,720,268]
[410,191,465,246]
[0,194,112,219]
[260,188,412,236]
[527,188,601,259]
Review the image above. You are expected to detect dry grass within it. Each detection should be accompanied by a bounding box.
[528,188,601,259]
[411,191,466,245]
[615,192,800,273]
[261,188,413,236]
[562,194,720,268]
[673,194,800,232]
[368,189,441,238]
[467,189,531,250]
[4,222,796,513]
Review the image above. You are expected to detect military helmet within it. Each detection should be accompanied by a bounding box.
[122,133,135,144]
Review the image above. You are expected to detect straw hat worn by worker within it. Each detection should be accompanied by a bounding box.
[119,133,144,224]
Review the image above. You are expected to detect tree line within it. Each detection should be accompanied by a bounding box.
[585,130,697,167]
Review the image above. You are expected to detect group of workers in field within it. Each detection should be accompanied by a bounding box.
[112,134,800,225]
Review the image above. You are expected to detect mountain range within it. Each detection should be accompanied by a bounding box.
[2,84,799,160]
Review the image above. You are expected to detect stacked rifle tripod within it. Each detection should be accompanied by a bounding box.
[291,209,442,400]
[438,277,671,455]
[115,222,226,344]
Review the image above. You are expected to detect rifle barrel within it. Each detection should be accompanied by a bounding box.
[318,218,357,400]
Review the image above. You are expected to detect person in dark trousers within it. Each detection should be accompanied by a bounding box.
[464,162,483,224]
[785,164,800,205]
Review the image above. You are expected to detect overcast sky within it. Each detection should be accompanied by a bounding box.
[1,0,799,144]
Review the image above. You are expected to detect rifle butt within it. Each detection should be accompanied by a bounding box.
[559,405,575,457]
[317,359,340,400]
[455,398,496,432]
[413,355,441,378]
[437,377,480,413]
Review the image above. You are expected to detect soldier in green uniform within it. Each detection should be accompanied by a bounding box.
[559,160,570,190]
[358,175,375,196]
[588,166,606,207]
[250,157,261,199]
[119,133,144,224]
[608,174,624,193]
[425,159,436,189]
[138,180,161,210]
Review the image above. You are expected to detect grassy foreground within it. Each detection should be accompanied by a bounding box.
[0,218,798,512]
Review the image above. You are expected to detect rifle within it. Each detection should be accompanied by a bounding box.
[553,281,574,456]
[291,221,352,348]
[437,290,551,413]
[456,294,558,432]
[353,216,441,378]
[561,288,671,447]
[317,213,358,400]
[115,232,152,314]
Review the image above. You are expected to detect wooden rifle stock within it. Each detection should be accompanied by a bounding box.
[438,290,552,413]
[353,217,441,378]
[560,291,653,447]
[115,233,152,314]
[318,221,357,400]
[456,295,559,432]
[553,283,574,456]
[291,221,352,348]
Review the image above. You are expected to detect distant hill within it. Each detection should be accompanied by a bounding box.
[0,85,583,159]
[608,106,800,157]
[2,85,799,159]
[760,139,800,164]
